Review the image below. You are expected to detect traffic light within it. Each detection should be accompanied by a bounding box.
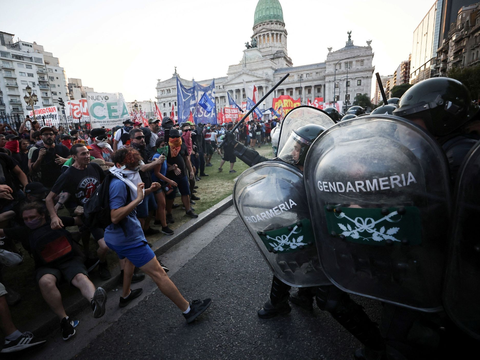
[58,97,65,107]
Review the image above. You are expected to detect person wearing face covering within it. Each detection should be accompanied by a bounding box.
[88,128,114,165]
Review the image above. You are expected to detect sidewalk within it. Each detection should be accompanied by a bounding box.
[16,195,233,340]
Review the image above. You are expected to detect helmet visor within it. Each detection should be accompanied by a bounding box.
[278,131,311,165]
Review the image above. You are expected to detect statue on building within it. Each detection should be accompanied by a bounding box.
[346,31,354,47]
[251,38,257,48]
[245,42,252,49]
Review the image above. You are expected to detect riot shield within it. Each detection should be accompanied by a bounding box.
[277,106,335,155]
[444,140,480,340]
[304,115,451,312]
[233,160,330,287]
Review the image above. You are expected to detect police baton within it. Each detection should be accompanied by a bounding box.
[221,73,289,148]
[375,72,388,105]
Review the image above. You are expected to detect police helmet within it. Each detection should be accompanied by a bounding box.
[387,97,400,106]
[341,114,357,121]
[278,124,324,166]
[393,77,471,137]
[323,107,342,122]
[346,105,365,115]
[371,104,397,115]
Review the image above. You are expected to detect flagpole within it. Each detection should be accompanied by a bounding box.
[230,73,289,134]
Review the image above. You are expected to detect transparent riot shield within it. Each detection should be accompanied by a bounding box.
[444,140,480,339]
[277,106,335,155]
[304,115,451,312]
[233,160,330,287]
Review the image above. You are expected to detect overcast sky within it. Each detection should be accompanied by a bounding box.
[1,0,436,101]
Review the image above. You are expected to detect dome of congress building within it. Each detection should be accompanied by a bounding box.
[254,0,284,26]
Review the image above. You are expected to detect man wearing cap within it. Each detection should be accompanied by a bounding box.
[30,127,70,189]
[113,119,133,151]
[146,119,160,148]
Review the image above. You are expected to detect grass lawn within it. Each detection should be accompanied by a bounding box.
[4,143,274,330]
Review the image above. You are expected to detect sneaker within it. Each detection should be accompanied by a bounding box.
[205,163,213,167]
[119,288,143,308]
[98,262,112,280]
[144,227,161,236]
[158,259,170,272]
[91,287,107,318]
[257,300,291,319]
[85,258,100,273]
[172,203,180,209]
[190,200,196,205]
[154,220,163,226]
[195,176,201,181]
[161,226,174,236]
[183,298,212,324]
[229,170,237,173]
[200,173,209,176]
[194,186,198,189]
[191,194,200,201]
[192,189,197,193]
[1,332,46,353]
[0,249,23,267]
[218,168,223,172]
[61,317,79,341]
[166,214,175,224]
[186,210,198,218]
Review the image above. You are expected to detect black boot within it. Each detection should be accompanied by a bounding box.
[290,287,315,311]
[257,276,291,319]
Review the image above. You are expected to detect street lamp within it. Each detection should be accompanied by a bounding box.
[23,85,38,122]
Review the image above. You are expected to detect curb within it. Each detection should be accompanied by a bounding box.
[28,195,234,339]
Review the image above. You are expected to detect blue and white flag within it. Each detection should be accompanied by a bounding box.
[194,80,217,124]
[227,92,243,112]
[198,92,215,113]
[269,107,281,118]
[176,77,196,123]
[246,97,263,119]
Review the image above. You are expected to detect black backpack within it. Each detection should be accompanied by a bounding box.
[84,172,115,229]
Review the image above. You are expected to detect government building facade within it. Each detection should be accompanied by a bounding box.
[155,0,375,119]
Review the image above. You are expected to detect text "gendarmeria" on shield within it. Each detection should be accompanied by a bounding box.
[317,172,417,193]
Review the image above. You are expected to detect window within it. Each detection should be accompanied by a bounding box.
[335,83,339,88]
[52,91,58,96]
[289,90,293,96]
[19,72,26,76]
[357,80,362,86]
[346,81,350,87]
[20,80,28,85]
[30,81,35,87]
[27,73,34,77]
[168,102,171,107]
[360,60,364,66]
[345,94,350,101]
[48,68,53,73]
[167,89,171,94]
[26,64,32,69]
[17,63,24,68]
[163,103,165,107]
[316,88,321,93]
[49,76,54,81]
[33,57,42,64]
[307,88,311,94]
[0,51,10,58]
[51,84,56,88]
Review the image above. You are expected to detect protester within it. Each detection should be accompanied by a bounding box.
[113,119,134,151]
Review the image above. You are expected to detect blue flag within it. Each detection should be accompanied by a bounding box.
[269,107,281,118]
[227,92,243,112]
[176,77,196,123]
[198,92,215,113]
[194,80,217,125]
[246,98,263,119]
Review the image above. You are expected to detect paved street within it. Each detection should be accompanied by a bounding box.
[20,207,381,360]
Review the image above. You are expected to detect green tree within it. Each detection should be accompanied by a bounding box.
[390,83,412,98]
[448,65,480,100]
[353,93,372,109]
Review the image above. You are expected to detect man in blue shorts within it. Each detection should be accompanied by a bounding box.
[106,147,211,322]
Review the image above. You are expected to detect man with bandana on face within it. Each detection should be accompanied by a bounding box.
[30,127,70,189]
[89,128,114,165]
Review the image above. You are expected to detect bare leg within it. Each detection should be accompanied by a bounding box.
[218,160,225,170]
[140,257,189,311]
[181,195,190,212]
[0,295,17,336]
[122,259,135,298]
[230,162,235,171]
[155,192,167,227]
[97,238,108,262]
[38,274,67,319]
[70,273,95,300]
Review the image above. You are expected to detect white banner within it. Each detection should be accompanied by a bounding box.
[66,99,90,123]
[28,106,59,127]
[86,92,129,128]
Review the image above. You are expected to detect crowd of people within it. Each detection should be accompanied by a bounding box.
[0,115,242,353]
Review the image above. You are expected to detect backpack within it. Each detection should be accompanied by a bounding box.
[83,171,116,229]
[119,128,130,146]
[30,227,75,265]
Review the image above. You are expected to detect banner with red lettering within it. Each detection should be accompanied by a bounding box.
[28,106,59,126]
[224,107,238,123]
[272,95,301,115]
[66,99,90,123]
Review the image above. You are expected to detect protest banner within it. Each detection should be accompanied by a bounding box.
[224,106,238,123]
[28,106,59,127]
[86,92,129,128]
[272,95,301,115]
[66,99,90,123]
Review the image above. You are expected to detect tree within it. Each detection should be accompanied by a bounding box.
[353,93,372,109]
[448,65,480,100]
[390,83,412,98]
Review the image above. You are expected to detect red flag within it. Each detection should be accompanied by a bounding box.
[252,85,258,103]
[154,102,163,121]
[187,111,193,123]
[171,105,175,122]
[141,111,149,127]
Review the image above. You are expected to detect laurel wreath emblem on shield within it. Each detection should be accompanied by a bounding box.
[334,211,401,242]
[265,224,309,252]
